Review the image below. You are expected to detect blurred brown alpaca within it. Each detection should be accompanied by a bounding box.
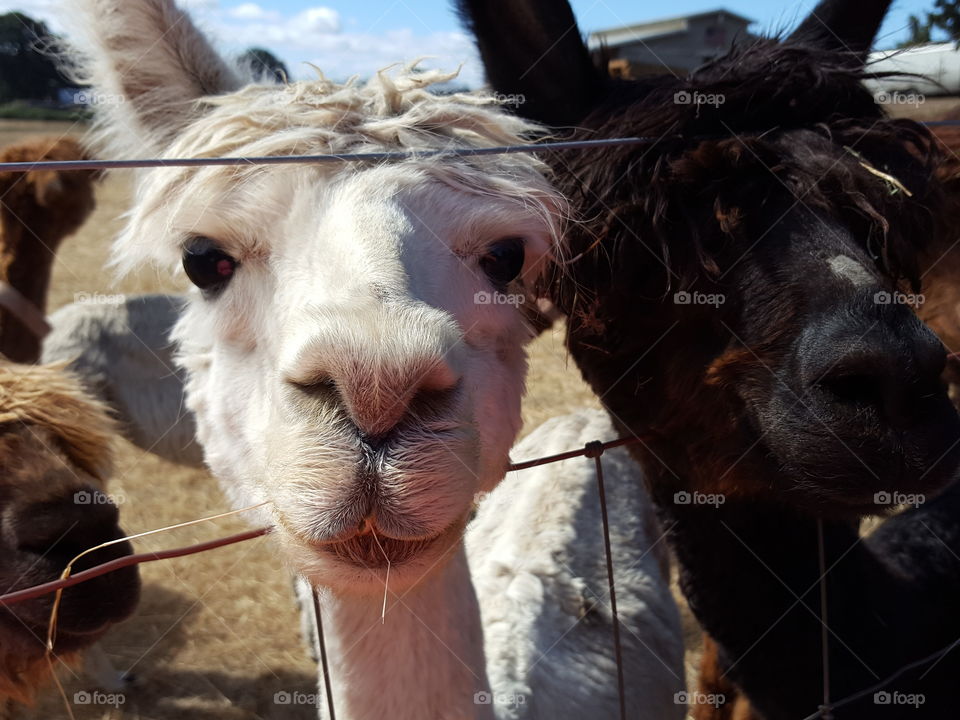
[0,137,98,363]
[0,361,140,716]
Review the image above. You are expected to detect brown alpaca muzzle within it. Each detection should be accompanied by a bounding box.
[1,486,141,650]
[754,303,960,513]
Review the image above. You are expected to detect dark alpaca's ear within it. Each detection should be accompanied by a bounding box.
[454,0,602,128]
[61,0,241,159]
[787,0,892,60]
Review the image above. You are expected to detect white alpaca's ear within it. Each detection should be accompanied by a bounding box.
[62,0,241,158]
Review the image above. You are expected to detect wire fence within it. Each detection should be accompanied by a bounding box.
[2,123,959,719]
[0,120,959,174]
[0,431,954,719]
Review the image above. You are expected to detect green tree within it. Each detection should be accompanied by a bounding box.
[0,12,68,103]
[928,0,960,41]
[901,0,960,46]
[899,14,933,47]
[239,47,289,82]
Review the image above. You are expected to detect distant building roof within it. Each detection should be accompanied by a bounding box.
[587,9,755,50]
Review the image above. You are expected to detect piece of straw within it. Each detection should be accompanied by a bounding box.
[369,529,391,624]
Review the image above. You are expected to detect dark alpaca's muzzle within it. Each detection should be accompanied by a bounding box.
[758,300,960,511]
[1,485,141,650]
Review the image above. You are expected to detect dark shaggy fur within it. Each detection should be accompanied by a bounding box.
[459,0,960,717]
[553,42,945,302]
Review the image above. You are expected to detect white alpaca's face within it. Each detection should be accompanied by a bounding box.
[157,163,554,591]
[66,0,560,592]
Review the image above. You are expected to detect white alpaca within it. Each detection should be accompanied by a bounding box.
[468,410,683,718]
[63,1,684,717]
[41,294,204,466]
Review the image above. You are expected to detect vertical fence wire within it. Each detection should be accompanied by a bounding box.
[313,587,337,720]
[586,441,628,720]
[817,519,833,719]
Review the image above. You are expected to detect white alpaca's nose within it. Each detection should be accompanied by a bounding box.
[285,301,464,438]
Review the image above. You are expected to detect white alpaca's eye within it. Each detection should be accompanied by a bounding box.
[182,237,238,294]
[480,237,525,287]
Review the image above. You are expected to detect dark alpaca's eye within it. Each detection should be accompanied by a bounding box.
[182,237,238,294]
[479,237,525,287]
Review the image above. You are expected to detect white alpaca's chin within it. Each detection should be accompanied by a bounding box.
[285,518,467,593]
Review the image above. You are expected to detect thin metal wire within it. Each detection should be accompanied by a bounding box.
[2,120,959,174]
[312,587,337,720]
[507,436,638,471]
[817,519,833,720]
[798,638,960,720]
[588,441,628,720]
[0,137,666,173]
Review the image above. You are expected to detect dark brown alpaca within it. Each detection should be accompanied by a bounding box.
[0,137,98,363]
[913,121,960,370]
[458,0,960,716]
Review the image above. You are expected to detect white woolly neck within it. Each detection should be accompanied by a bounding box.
[318,546,494,720]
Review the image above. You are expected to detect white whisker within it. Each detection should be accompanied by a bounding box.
[370,528,391,624]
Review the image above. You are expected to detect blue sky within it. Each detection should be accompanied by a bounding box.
[1,0,943,86]
[298,0,934,46]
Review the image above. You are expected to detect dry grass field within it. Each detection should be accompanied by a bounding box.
[4,119,693,719]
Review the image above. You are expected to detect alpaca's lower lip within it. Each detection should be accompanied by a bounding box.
[322,532,441,569]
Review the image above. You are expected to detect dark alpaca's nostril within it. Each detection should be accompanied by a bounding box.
[807,316,948,424]
[818,373,885,408]
[12,488,121,555]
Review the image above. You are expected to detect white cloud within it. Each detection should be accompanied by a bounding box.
[227,2,279,22]
[178,0,220,11]
[200,3,483,85]
[177,0,220,12]
[295,6,340,34]
[303,29,482,86]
